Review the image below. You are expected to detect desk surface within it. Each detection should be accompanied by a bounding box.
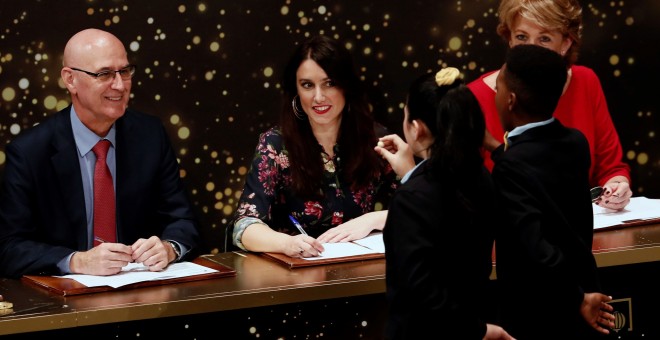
[0,252,385,335]
[1,223,660,336]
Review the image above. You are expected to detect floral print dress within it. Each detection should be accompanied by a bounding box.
[232,127,398,250]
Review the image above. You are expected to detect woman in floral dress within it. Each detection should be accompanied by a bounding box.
[231,35,398,258]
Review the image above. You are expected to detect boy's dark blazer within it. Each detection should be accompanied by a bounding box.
[492,119,601,338]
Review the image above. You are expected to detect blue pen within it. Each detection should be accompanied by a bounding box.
[288,215,308,236]
[289,215,323,256]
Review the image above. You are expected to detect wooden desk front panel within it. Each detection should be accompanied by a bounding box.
[593,223,660,267]
[0,253,385,335]
[1,223,660,338]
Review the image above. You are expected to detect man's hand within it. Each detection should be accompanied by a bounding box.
[131,236,172,271]
[70,242,133,275]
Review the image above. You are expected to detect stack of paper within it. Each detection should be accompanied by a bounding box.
[593,196,660,230]
[58,262,219,288]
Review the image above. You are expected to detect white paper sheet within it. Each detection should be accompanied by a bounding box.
[301,232,384,261]
[352,233,385,253]
[593,196,660,230]
[58,261,218,288]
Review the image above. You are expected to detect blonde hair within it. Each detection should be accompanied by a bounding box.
[496,0,583,65]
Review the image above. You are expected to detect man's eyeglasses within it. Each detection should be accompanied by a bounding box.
[70,65,136,82]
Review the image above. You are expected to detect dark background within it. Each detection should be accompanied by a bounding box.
[1,0,658,254]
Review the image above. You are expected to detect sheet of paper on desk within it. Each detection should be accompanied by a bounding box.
[593,196,660,230]
[352,233,385,253]
[57,261,218,288]
[302,232,384,261]
[301,243,380,261]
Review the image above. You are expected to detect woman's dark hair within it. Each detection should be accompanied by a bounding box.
[430,85,485,180]
[406,72,463,151]
[430,84,486,212]
[280,35,381,198]
[406,70,486,211]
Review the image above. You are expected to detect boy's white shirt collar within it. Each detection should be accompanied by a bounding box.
[507,117,555,139]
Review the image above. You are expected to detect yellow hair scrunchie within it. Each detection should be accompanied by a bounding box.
[435,67,460,86]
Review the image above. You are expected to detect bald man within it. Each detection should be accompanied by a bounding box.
[0,28,200,279]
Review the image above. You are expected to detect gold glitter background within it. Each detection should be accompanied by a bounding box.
[0,1,658,254]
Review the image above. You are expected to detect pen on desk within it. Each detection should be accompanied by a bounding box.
[288,215,308,236]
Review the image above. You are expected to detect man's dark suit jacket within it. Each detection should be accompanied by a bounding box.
[492,119,602,339]
[384,160,497,339]
[0,106,200,279]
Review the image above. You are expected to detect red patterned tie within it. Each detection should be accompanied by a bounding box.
[92,140,116,246]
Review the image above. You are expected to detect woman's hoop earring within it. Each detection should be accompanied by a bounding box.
[291,95,305,120]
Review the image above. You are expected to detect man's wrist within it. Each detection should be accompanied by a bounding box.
[165,240,182,262]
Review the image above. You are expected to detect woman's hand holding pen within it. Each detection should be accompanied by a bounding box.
[287,215,324,257]
[595,177,632,211]
[285,234,324,258]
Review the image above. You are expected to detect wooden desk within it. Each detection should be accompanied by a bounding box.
[593,223,660,267]
[1,223,659,338]
[0,252,385,336]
